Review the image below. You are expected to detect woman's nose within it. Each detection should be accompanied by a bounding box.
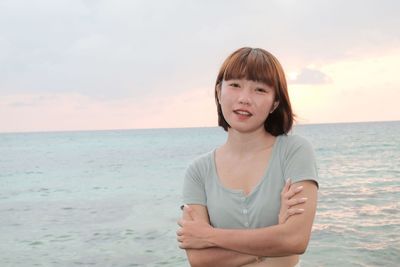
[238,90,251,105]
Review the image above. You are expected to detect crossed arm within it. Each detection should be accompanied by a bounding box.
[177,180,318,267]
[181,205,257,267]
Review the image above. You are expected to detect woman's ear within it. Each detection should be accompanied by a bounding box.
[216,84,222,103]
[274,101,279,110]
[270,101,279,113]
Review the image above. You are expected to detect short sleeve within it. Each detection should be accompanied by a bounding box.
[182,161,207,206]
[283,136,319,188]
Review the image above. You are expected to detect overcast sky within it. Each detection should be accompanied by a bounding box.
[1,0,399,132]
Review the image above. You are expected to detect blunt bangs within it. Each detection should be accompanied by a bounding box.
[222,48,278,89]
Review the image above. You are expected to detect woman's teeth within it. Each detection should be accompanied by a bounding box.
[234,110,252,116]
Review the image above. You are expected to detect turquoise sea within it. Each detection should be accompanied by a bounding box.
[0,121,399,266]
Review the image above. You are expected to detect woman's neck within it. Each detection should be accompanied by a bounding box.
[223,127,276,157]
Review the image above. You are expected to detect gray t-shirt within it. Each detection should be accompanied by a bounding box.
[182,134,318,229]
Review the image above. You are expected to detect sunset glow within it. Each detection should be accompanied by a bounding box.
[0,1,399,132]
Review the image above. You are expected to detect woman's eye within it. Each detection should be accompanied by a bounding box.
[230,83,240,87]
[256,88,267,93]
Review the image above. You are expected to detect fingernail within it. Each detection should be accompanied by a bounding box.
[299,209,305,212]
[297,186,303,191]
[301,197,308,201]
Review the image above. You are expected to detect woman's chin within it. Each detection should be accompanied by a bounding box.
[228,122,264,134]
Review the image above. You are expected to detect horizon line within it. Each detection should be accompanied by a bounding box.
[0,119,399,135]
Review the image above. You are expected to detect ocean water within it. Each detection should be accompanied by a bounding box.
[0,121,399,267]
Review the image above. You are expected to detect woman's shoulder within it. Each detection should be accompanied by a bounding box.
[277,134,314,155]
[190,149,214,164]
[186,149,215,173]
[279,134,312,146]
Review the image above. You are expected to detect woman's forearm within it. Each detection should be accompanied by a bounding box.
[179,204,257,266]
[208,223,304,257]
[186,247,258,267]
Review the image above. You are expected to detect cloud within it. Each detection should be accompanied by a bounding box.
[289,49,400,124]
[0,0,399,100]
[289,68,332,85]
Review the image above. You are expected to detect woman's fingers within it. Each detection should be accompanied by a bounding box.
[176,227,185,248]
[280,208,305,223]
[288,208,305,215]
[279,179,307,223]
[287,197,308,207]
[281,179,304,204]
[280,179,292,209]
[177,219,185,227]
[177,237,186,249]
[284,185,304,199]
[176,228,183,236]
[181,204,195,220]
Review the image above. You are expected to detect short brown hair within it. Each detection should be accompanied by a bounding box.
[214,47,294,136]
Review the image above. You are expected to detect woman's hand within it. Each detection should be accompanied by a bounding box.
[177,205,215,249]
[279,179,308,224]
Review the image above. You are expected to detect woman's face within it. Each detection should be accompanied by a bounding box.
[217,79,278,133]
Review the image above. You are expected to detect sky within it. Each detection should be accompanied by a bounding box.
[1,0,399,133]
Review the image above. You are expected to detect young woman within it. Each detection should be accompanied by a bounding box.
[177,47,319,267]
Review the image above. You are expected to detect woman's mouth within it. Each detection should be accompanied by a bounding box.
[233,110,253,119]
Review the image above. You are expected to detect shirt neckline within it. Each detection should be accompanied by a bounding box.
[211,135,281,197]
